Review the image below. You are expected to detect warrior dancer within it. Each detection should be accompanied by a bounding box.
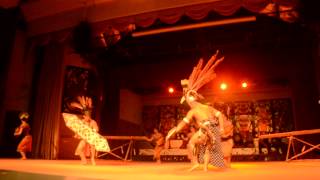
[166,51,225,171]
[71,96,99,165]
[14,112,32,160]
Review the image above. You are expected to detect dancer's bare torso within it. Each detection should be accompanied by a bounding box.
[184,103,220,126]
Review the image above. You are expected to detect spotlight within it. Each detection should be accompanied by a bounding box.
[241,82,248,88]
[168,87,175,94]
[220,83,227,90]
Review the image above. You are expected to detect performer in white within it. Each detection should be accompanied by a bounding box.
[166,51,226,171]
[69,96,100,165]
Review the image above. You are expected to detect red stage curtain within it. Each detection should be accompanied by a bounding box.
[31,43,64,159]
[32,0,298,45]
[92,0,298,35]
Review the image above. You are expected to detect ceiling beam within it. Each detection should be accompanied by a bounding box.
[132,16,257,37]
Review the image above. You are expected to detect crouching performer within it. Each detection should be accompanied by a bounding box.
[166,51,225,171]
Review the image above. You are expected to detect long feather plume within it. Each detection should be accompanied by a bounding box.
[188,58,203,87]
[69,96,93,110]
[187,51,224,92]
[70,102,84,110]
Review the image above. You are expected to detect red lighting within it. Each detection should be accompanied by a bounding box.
[168,87,175,94]
[220,83,227,90]
[242,82,248,88]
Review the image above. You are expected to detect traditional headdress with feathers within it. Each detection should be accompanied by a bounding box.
[19,112,29,120]
[180,50,224,103]
[70,96,93,117]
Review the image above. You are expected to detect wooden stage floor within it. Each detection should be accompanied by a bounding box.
[0,159,319,180]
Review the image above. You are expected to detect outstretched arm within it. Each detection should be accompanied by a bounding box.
[146,134,154,142]
[166,111,193,141]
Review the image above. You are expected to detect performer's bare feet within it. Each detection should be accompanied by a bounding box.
[80,159,87,165]
[91,158,96,166]
[20,152,27,160]
[188,163,200,172]
[203,165,208,172]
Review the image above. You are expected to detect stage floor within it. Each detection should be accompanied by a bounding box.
[0,159,320,180]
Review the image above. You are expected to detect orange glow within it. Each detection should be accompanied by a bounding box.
[220,83,227,90]
[241,82,248,88]
[168,87,175,94]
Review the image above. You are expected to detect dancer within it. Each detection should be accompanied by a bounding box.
[146,128,165,163]
[166,51,225,171]
[14,112,32,160]
[71,96,99,165]
[220,106,234,168]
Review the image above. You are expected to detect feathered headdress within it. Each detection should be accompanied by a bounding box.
[19,112,29,120]
[70,96,93,116]
[180,50,224,103]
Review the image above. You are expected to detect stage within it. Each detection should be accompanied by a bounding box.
[0,159,320,180]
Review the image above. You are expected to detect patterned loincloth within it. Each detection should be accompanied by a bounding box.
[198,122,225,168]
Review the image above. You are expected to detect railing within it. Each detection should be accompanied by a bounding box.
[259,129,320,161]
[98,136,148,161]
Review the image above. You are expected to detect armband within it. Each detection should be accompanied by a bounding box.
[183,117,191,124]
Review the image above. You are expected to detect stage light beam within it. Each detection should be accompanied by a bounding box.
[168,87,175,94]
[242,82,248,88]
[220,83,228,90]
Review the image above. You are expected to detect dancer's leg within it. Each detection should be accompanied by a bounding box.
[187,132,203,171]
[154,146,162,163]
[76,140,87,165]
[90,145,96,166]
[19,151,27,160]
[203,148,210,171]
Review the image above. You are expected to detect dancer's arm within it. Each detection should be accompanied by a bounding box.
[145,134,154,142]
[14,124,24,136]
[166,110,193,141]
[90,120,99,132]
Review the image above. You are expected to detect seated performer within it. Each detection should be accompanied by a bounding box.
[71,96,99,165]
[14,112,32,160]
[166,51,225,171]
[146,128,165,163]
